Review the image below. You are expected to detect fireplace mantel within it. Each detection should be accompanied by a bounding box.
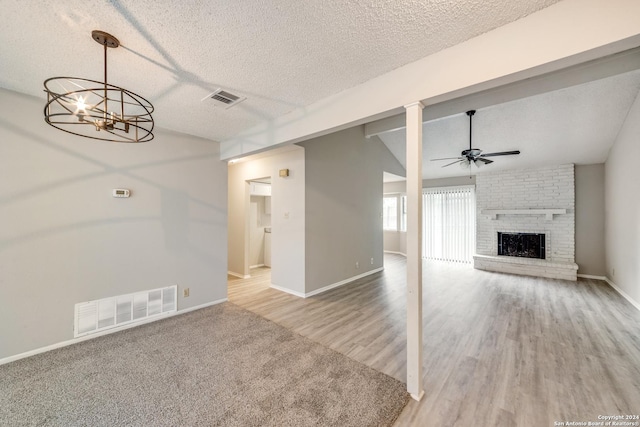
[480,208,567,220]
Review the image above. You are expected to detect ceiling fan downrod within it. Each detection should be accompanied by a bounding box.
[467,110,475,153]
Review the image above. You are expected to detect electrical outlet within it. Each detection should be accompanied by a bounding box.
[183,288,190,298]
[355,261,359,269]
[370,257,374,265]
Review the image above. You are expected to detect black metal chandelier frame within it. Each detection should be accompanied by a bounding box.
[44,30,154,143]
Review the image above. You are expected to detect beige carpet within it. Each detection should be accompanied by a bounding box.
[0,302,409,426]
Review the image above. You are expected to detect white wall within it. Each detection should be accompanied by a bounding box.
[227,148,305,294]
[605,87,640,307]
[299,126,404,293]
[0,88,228,360]
[249,195,270,267]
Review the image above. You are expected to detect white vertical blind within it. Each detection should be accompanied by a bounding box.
[423,186,475,263]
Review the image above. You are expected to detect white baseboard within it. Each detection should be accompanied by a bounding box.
[577,274,607,280]
[604,277,640,312]
[305,267,384,298]
[270,284,306,298]
[384,250,407,257]
[0,298,228,366]
[270,268,385,299]
[577,274,640,312]
[228,271,250,279]
[410,390,425,402]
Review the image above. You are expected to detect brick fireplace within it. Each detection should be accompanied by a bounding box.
[473,164,578,281]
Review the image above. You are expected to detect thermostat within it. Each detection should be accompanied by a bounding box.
[112,189,130,198]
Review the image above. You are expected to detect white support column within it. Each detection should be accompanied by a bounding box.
[405,101,424,401]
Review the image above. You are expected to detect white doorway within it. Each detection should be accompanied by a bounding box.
[226,145,305,297]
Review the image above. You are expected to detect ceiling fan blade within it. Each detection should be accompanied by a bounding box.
[442,159,464,168]
[476,157,493,164]
[480,150,520,157]
[431,156,463,161]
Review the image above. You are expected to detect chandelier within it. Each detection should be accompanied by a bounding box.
[44,30,154,143]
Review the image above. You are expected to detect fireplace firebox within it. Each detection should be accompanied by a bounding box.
[497,232,545,259]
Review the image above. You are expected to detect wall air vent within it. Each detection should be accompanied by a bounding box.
[203,88,246,109]
[74,285,177,338]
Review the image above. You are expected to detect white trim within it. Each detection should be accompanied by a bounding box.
[604,277,640,312]
[270,268,385,299]
[403,101,425,109]
[577,274,640,312]
[179,299,228,315]
[249,264,265,269]
[305,268,384,298]
[227,271,250,279]
[0,298,228,366]
[577,274,607,280]
[384,250,407,257]
[410,390,425,402]
[480,208,567,221]
[270,284,306,298]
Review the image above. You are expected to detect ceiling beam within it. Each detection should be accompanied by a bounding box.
[221,0,640,160]
[364,46,640,138]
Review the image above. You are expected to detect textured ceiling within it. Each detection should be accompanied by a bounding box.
[378,70,640,179]
[0,0,561,143]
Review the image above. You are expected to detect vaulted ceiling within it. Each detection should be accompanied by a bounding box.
[378,69,640,179]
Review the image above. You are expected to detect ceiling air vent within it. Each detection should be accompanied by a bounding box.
[203,88,246,109]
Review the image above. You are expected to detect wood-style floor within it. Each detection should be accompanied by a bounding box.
[228,254,640,427]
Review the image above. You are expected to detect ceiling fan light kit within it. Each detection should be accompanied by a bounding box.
[43,30,154,143]
[431,109,520,170]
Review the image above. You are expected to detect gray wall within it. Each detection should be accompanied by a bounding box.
[575,164,606,276]
[383,181,406,194]
[423,176,476,188]
[0,88,228,360]
[299,126,404,293]
[605,87,640,307]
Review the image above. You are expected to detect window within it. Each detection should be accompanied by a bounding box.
[422,186,475,263]
[383,196,398,230]
[400,195,407,232]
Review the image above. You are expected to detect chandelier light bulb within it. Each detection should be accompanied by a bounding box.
[76,96,86,112]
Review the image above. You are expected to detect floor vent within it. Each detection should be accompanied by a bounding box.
[74,286,177,338]
[202,88,246,109]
